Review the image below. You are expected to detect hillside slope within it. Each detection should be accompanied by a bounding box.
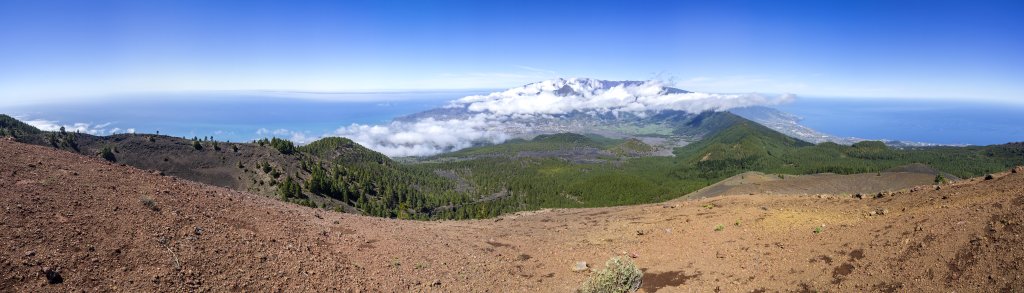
[2,139,1023,292]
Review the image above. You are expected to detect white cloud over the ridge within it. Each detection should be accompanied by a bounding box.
[449,78,795,116]
[256,128,319,144]
[327,78,796,157]
[21,118,131,135]
[332,114,509,157]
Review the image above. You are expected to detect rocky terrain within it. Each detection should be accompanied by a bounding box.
[2,138,1023,292]
[684,164,954,199]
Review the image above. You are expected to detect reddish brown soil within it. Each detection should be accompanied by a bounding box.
[2,139,1022,292]
[685,170,939,199]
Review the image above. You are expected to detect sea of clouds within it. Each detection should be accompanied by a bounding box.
[324,78,794,157]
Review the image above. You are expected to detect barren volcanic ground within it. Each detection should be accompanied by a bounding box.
[2,139,1023,292]
[684,167,947,199]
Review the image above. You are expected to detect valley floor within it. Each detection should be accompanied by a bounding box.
[1,139,1022,292]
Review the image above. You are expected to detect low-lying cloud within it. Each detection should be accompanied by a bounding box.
[331,114,509,157]
[21,118,134,135]
[327,78,795,157]
[256,128,318,144]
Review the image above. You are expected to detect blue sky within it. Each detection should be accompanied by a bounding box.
[1,0,1022,104]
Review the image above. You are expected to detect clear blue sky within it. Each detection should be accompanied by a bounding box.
[1,0,1022,104]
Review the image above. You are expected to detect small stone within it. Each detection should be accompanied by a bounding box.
[431,279,441,286]
[24,250,35,257]
[984,174,994,180]
[572,261,588,272]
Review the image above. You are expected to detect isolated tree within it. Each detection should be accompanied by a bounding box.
[99,146,116,162]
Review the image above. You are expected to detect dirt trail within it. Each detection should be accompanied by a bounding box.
[2,139,1022,292]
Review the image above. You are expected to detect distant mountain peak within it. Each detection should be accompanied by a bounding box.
[510,78,689,97]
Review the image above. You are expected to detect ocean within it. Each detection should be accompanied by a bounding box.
[776,97,1024,146]
[4,93,1021,146]
[3,90,488,143]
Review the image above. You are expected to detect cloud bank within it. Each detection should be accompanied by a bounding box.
[449,78,794,116]
[21,118,134,135]
[331,78,794,157]
[332,114,509,157]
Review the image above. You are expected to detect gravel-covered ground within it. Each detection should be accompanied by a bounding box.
[2,139,1021,292]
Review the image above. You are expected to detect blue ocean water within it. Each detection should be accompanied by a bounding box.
[3,90,488,143]
[4,93,1021,146]
[776,97,1024,146]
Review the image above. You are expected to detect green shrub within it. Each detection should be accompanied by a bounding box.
[140,196,159,211]
[192,140,202,150]
[99,146,116,162]
[578,256,643,293]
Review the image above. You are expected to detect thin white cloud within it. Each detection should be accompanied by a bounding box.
[20,117,126,136]
[256,128,319,144]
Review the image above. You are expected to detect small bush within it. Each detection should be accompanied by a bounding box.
[934,174,946,184]
[192,140,202,150]
[99,146,116,162]
[578,256,643,293]
[714,224,725,232]
[140,196,159,211]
